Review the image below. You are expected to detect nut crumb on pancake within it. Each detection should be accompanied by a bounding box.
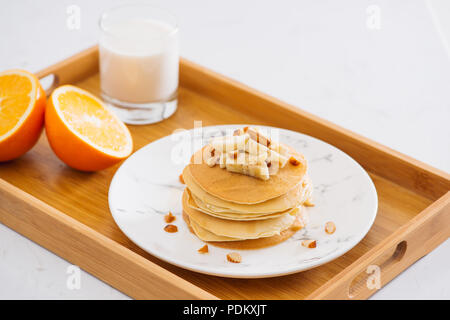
[179,174,185,184]
[198,244,209,254]
[301,240,316,248]
[227,252,242,263]
[164,224,178,233]
[325,221,336,234]
[289,156,301,166]
[164,212,176,223]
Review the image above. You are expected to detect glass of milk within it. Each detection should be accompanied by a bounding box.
[99,5,179,124]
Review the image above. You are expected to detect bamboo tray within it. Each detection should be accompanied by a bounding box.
[0,46,449,300]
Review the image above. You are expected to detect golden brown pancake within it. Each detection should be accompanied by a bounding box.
[186,188,290,220]
[188,145,307,204]
[182,190,296,239]
[182,165,309,214]
[183,210,305,250]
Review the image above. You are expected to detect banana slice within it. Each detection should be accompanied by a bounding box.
[266,150,288,168]
[245,138,270,155]
[269,141,290,157]
[226,161,270,180]
[226,150,267,165]
[243,127,290,157]
[211,134,249,153]
[244,127,271,147]
[219,153,227,168]
[207,127,292,179]
[204,145,221,167]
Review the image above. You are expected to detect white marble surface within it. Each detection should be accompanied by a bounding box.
[0,0,448,299]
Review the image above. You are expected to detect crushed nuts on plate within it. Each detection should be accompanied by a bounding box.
[164,224,178,233]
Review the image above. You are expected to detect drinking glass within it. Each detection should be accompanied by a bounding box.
[99,4,179,124]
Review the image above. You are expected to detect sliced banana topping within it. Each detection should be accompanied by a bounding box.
[243,126,290,157]
[205,127,293,180]
[226,161,270,180]
[211,134,249,153]
[203,145,221,167]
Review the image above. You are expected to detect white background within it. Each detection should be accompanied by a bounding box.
[0,0,449,299]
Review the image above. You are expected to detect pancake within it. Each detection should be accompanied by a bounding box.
[188,145,307,204]
[182,165,309,214]
[186,213,240,241]
[188,175,313,216]
[182,210,306,250]
[182,190,296,239]
[186,188,289,221]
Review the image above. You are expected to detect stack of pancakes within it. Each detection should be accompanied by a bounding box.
[182,142,313,250]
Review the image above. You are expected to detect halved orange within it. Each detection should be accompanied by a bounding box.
[45,85,133,171]
[0,69,46,162]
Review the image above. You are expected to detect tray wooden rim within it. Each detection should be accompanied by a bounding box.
[0,46,449,299]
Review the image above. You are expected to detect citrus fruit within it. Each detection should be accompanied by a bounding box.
[0,69,46,161]
[45,85,133,171]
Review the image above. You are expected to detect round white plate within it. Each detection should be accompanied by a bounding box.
[108,125,378,278]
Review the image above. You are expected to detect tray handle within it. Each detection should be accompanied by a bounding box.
[308,191,450,300]
[39,73,59,96]
[36,45,99,96]
[347,240,407,298]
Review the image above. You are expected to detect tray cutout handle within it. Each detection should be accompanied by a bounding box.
[39,73,59,97]
[348,240,407,298]
[36,45,99,96]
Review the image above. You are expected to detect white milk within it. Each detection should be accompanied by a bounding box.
[99,18,179,104]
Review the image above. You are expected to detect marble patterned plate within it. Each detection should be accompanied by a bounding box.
[108,125,378,278]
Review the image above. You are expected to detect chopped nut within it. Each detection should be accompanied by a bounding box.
[226,252,242,263]
[198,244,209,254]
[164,224,178,233]
[179,174,185,184]
[229,150,238,160]
[289,156,301,166]
[291,220,304,231]
[211,148,215,157]
[301,240,316,248]
[267,161,272,168]
[325,221,336,234]
[246,127,271,147]
[289,208,304,230]
[164,212,176,223]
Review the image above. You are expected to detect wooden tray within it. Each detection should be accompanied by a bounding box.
[0,46,449,300]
